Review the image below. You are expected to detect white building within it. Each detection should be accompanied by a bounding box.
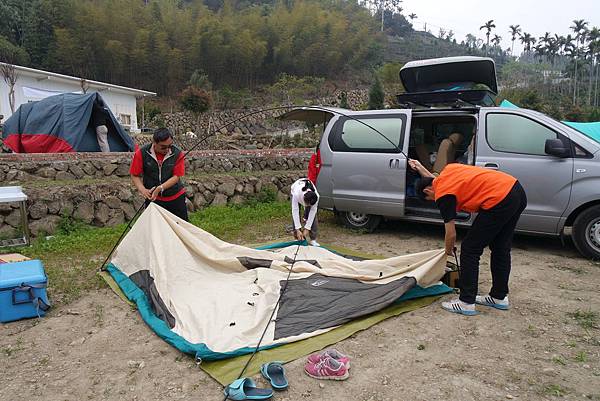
[0,63,155,132]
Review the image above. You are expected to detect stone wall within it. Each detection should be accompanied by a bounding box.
[0,149,311,183]
[0,150,312,238]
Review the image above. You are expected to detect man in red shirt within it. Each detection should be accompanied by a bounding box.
[410,159,527,316]
[130,128,188,221]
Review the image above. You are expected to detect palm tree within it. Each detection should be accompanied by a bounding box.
[492,34,502,47]
[509,25,521,56]
[465,33,478,51]
[570,19,589,104]
[587,27,600,105]
[520,32,536,53]
[408,13,417,24]
[480,19,496,55]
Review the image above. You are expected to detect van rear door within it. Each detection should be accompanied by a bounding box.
[327,112,410,217]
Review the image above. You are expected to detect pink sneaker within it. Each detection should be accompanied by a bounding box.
[307,349,351,368]
[304,356,349,380]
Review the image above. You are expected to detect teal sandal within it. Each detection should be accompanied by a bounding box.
[223,378,273,400]
[261,361,289,390]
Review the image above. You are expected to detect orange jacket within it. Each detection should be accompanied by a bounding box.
[433,164,517,212]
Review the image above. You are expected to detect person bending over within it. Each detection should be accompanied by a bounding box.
[290,178,320,246]
[409,159,527,316]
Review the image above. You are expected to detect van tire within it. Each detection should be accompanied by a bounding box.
[338,211,382,232]
[572,206,600,260]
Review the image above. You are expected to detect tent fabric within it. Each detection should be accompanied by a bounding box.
[562,121,600,143]
[2,92,135,153]
[499,99,600,143]
[200,294,448,385]
[107,203,447,361]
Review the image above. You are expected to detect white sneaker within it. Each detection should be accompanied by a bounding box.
[475,294,510,310]
[441,298,478,316]
[309,240,320,247]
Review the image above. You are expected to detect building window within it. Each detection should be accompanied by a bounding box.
[119,114,132,126]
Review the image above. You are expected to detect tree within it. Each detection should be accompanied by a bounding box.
[363,0,403,32]
[520,32,536,53]
[339,91,350,109]
[0,62,18,113]
[570,19,589,104]
[189,69,212,91]
[492,34,502,48]
[0,36,28,114]
[587,27,600,105]
[408,13,417,25]
[368,75,384,109]
[479,19,496,55]
[509,24,521,56]
[180,86,212,114]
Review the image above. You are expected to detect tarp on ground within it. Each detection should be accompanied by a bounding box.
[499,99,600,143]
[106,203,448,362]
[2,92,135,153]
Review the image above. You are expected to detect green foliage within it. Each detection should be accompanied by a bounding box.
[568,309,598,329]
[267,74,327,104]
[339,91,350,109]
[0,35,29,64]
[217,85,252,109]
[0,0,381,95]
[188,69,212,91]
[57,215,87,235]
[180,86,212,114]
[368,75,385,109]
[377,62,403,86]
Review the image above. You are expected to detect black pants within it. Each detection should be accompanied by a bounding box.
[145,194,189,222]
[459,181,527,304]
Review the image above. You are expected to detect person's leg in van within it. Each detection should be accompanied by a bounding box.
[487,183,527,300]
[415,144,433,172]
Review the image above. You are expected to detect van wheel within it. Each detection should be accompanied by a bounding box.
[572,206,600,260]
[338,211,382,232]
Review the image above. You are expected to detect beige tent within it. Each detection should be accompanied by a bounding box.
[106,203,447,360]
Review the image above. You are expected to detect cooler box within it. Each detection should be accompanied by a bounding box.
[0,260,50,323]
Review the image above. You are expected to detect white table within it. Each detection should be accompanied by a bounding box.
[0,186,30,247]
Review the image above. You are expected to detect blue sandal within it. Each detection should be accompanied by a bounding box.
[224,378,273,400]
[261,361,289,390]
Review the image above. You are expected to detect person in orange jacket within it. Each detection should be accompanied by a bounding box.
[409,159,527,316]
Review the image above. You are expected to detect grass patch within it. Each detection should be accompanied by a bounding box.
[3,198,292,306]
[574,351,588,362]
[568,310,599,330]
[543,384,569,397]
[552,355,567,366]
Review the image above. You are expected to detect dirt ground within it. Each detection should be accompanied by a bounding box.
[1,219,599,401]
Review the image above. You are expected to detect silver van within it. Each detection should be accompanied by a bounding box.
[281,56,600,260]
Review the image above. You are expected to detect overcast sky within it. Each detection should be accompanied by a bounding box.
[400,0,600,54]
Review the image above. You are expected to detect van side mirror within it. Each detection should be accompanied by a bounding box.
[545,138,570,158]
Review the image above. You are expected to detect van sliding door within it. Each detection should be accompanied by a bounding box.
[328,113,410,217]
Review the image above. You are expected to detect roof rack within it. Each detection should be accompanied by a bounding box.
[396,89,496,110]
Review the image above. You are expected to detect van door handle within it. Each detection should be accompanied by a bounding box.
[484,163,499,170]
[389,159,401,169]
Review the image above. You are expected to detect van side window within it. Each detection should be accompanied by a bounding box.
[486,113,558,155]
[330,117,405,153]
